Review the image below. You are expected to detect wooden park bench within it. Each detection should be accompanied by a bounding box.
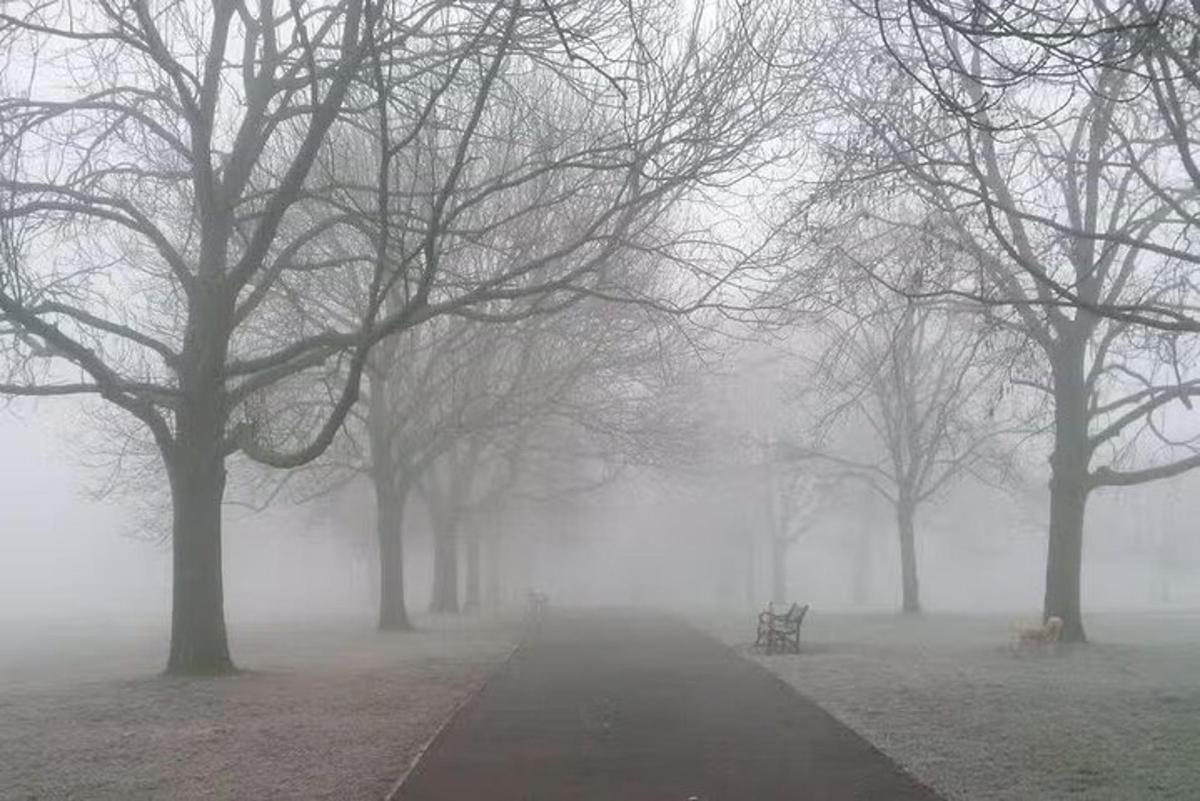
[755,602,809,654]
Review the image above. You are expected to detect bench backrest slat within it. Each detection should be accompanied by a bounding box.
[785,603,808,623]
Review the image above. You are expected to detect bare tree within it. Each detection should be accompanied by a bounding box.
[364,318,481,626]
[762,460,836,605]
[837,0,1200,332]
[778,254,1019,613]
[0,0,799,672]
[289,238,697,624]
[0,0,395,674]
[808,37,1200,638]
[413,279,694,614]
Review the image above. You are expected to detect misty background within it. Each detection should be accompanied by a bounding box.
[6,378,1197,629]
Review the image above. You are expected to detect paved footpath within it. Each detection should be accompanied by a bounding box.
[393,611,943,801]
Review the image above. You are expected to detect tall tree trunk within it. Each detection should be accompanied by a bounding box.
[167,290,235,676]
[167,349,235,675]
[375,479,411,630]
[430,512,459,613]
[1045,463,1088,641]
[364,368,411,630]
[770,537,787,605]
[167,448,233,674]
[1045,342,1091,643]
[896,498,920,614]
[464,532,481,612]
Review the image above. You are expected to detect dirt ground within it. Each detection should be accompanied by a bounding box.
[0,615,515,801]
[706,610,1200,801]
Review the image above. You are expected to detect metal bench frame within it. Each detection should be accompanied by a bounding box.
[755,602,809,654]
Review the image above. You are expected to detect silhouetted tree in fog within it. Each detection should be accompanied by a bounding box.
[762,462,835,606]
[801,19,1200,637]
[843,0,1200,332]
[779,263,1018,614]
[0,0,800,672]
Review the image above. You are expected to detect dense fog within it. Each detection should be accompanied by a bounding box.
[4,1,1200,797]
[5,374,1199,630]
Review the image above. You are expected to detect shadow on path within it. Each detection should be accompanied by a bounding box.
[393,610,943,801]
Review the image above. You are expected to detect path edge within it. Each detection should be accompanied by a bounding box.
[675,614,947,801]
[382,637,523,801]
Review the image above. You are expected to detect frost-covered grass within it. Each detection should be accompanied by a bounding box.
[0,615,515,800]
[705,610,1200,801]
